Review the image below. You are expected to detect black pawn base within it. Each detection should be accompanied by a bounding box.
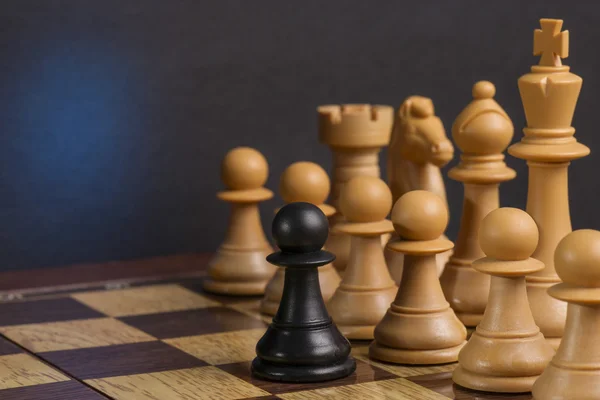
[251,267,356,383]
[252,357,356,383]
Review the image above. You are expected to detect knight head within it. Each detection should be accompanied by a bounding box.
[392,96,454,167]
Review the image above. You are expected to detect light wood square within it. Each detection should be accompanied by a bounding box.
[165,328,266,365]
[351,342,457,377]
[0,353,69,389]
[279,378,448,400]
[0,318,156,352]
[72,284,218,317]
[86,366,269,400]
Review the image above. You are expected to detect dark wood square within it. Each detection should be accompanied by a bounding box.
[0,336,22,355]
[0,380,108,400]
[39,341,208,380]
[218,358,396,395]
[0,298,104,326]
[407,372,534,399]
[119,306,266,339]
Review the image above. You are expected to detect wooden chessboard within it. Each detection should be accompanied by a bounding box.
[0,255,533,400]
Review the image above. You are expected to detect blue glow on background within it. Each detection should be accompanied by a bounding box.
[0,38,168,268]
[9,44,134,206]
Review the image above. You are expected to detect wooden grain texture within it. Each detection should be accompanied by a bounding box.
[0,298,103,326]
[86,366,271,400]
[182,281,264,305]
[0,254,210,292]
[40,341,208,380]
[351,342,457,377]
[218,359,396,396]
[0,269,541,399]
[72,284,218,317]
[0,380,108,400]
[0,338,22,356]
[1,318,155,352]
[407,372,534,400]
[0,353,69,389]
[165,328,266,365]
[278,378,448,400]
[120,306,267,339]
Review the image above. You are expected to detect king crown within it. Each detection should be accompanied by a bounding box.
[533,19,569,67]
[519,18,581,130]
[508,17,590,163]
[519,74,582,129]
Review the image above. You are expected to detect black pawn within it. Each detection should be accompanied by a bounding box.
[251,202,356,382]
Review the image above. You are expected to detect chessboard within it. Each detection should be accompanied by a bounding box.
[0,256,532,400]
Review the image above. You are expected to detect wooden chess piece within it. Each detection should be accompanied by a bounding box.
[327,176,397,340]
[369,190,466,365]
[318,104,393,273]
[252,202,356,383]
[386,96,454,283]
[260,162,341,316]
[440,81,516,327]
[532,230,600,399]
[508,18,589,349]
[453,208,555,393]
[204,147,276,295]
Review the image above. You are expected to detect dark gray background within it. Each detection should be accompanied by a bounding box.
[1,1,599,271]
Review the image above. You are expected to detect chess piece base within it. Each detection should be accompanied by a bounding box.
[251,354,356,383]
[369,341,465,365]
[328,286,397,340]
[455,330,554,393]
[203,278,267,296]
[254,312,356,383]
[453,365,537,393]
[372,306,467,359]
[204,247,275,296]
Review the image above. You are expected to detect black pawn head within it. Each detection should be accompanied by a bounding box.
[268,202,335,268]
[273,202,329,253]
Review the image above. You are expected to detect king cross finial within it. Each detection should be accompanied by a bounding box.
[534,19,569,67]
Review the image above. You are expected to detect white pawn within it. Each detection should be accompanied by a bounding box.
[204,147,276,295]
[453,208,554,393]
[533,230,600,399]
[327,176,397,340]
[370,190,466,364]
